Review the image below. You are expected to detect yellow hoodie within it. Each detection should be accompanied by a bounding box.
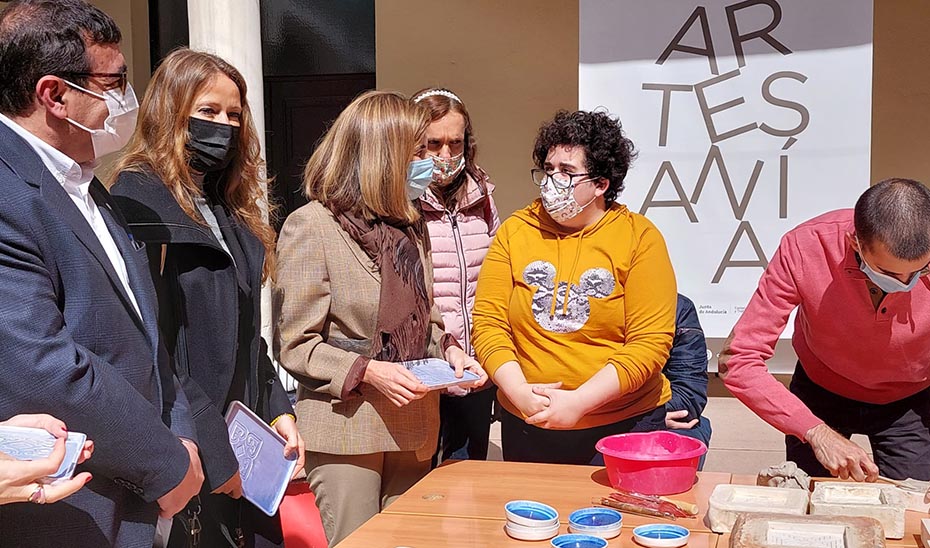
[472,200,675,429]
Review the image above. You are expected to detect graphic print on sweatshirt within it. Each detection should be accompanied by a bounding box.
[523,260,615,333]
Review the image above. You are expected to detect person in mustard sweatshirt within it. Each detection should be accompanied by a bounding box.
[472,110,677,465]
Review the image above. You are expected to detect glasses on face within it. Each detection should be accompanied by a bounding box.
[531,168,595,190]
[60,71,128,94]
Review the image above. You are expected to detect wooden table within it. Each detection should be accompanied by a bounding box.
[336,460,929,547]
[336,512,720,548]
[382,460,730,534]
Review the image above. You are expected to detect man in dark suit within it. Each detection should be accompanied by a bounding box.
[0,1,204,546]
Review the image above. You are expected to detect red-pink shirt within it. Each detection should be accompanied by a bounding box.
[720,209,930,441]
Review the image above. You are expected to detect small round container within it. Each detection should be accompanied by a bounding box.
[631,524,690,548]
[567,507,622,539]
[596,431,707,495]
[504,520,561,541]
[504,500,559,528]
[550,533,608,548]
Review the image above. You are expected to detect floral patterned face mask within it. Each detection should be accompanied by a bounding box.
[540,179,597,223]
[430,152,465,185]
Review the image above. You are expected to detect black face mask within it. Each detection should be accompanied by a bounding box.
[187,116,240,173]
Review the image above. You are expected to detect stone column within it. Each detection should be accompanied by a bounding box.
[188,1,296,390]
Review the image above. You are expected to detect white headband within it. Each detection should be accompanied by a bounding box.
[413,89,461,104]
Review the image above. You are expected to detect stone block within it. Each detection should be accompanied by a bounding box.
[878,477,930,512]
[809,482,905,540]
[706,484,809,533]
[728,512,885,548]
[920,518,930,548]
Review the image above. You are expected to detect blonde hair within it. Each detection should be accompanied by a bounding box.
[110,48,277,281]
[304,90,429,225]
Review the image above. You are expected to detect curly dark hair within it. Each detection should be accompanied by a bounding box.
[532,110,636,205]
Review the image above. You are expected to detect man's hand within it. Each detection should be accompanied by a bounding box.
[665,409,699,430]
[271,414,306,480]
[363,360,429,407]
[806,423,879,482]
[211,471,242,499]
[525,386,587,429]
[157,438,204,518]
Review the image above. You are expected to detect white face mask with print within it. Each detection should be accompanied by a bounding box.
[430,152,465,185]
[540,180,597,223]
[64,80,139,160]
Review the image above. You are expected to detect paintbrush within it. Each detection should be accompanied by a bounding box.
[611,487,699,516]
[609,491,690,519]
[592,496,677,520]
[878,475,929,495]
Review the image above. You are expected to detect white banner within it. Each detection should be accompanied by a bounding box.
[580,0,872,337]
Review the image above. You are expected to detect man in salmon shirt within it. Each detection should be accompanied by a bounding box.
[720,178,930,485]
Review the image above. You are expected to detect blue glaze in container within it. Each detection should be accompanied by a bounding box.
[567,507,622,539]
[568,507,622,528]
[550,533,608,548]
[632,524,690,547]
[504,500,559,527]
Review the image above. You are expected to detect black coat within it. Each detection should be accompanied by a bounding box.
[111,170,293,491]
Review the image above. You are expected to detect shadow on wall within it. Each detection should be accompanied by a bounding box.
[580,0,872,65]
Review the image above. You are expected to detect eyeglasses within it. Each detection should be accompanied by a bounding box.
[60,71,128,93]
[531,168,596,190]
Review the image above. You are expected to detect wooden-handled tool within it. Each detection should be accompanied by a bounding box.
[593,496,676,520]
[658,495,699,516]
[611,488,699,517]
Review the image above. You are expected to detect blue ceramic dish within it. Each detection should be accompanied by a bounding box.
[567,507,622,539]
[550,533,608,548]
[568,507,622,528]
[631,524,690,547]
[504,500,559,527]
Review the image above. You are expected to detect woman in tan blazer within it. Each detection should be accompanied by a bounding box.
[273,91,486,546]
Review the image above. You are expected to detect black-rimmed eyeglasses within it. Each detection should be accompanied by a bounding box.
[60,71,128,93]
[531,168,597,190]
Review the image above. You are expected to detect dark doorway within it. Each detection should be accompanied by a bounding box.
[261,1,375,227]
[148,0,188,68]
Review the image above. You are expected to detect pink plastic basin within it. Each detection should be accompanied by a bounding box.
[595,431,707,495]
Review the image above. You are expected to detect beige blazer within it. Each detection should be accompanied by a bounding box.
[273,201,447,460]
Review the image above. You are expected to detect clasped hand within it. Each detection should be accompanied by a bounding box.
[524,385,589,430]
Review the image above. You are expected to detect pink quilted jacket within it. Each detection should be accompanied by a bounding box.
[420,171,500,356]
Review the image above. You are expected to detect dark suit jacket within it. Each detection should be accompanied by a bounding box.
[111,169,293,491]
[0,121,196,547]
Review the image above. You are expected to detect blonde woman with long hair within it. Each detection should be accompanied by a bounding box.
[109,48,302,547]
[273,90,486,546]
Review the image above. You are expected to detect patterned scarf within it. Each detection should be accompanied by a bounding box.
[335,211,431,361]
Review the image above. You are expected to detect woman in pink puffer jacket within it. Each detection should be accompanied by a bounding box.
[413,87,501,463]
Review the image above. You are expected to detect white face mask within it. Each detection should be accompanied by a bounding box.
[540,179,597,223]
[64,80,139,160]
[855,236,924,293]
